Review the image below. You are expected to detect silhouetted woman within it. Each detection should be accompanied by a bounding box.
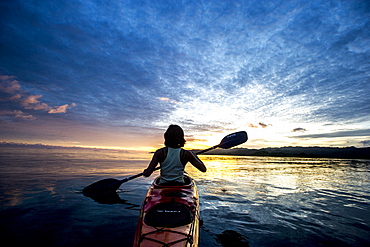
[143,125,206,185]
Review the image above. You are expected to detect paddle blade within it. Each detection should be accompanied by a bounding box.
[218,131,248,149]
[82,178,123,195]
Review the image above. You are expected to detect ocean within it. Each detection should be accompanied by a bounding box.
[0,146,369,246]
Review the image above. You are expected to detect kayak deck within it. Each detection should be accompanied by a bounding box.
[133,175,200,247]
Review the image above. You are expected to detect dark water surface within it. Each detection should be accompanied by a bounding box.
[0,147,369,246]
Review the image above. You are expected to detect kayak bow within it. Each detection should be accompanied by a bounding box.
[133,175,200,247]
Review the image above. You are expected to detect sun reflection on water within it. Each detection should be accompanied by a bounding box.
[187,155,368,200]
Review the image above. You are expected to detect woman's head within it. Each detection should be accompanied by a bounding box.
[164,125,186,148]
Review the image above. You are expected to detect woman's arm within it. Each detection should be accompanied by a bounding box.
[186,150,207,172]
[143,149,162,177]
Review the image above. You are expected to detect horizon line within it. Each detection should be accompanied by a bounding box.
[1,141,368,151]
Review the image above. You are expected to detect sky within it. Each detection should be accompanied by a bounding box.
[1,0,369,151]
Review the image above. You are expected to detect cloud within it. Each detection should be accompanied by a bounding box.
[0,75,76,118]
[48,103,76,114]
[248,123,271,129]
[0,76,20,93]
[0,110,35,120]
[159,97,170,101]
[359,140,370,146]
[21,95,50,111]
[292,128,307,132]
[289,129,370,139]
[158,97,179,104]
[185,136,208,143]
[259,122,269,128]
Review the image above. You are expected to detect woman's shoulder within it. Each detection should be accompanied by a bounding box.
[181,149,193,158]
[155,147,168,162]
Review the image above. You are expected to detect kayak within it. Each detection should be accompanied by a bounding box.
[133,175,200,247]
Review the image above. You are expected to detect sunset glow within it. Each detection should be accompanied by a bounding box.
[0,0,369,151]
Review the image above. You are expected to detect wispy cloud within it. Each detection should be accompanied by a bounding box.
[0,110,35,120]
[290,129,370,139]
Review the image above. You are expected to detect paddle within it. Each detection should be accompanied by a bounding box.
[82,131,248,195]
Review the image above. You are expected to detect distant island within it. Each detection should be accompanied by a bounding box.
[0,142,117,151]
[201,147,370,160]
[1,141,369,159]
[0,142,88,150]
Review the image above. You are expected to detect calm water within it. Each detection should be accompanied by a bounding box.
[0,147,369,247]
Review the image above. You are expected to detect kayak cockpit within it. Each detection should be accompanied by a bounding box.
[152,175,193,187]
[144,175,196,228]
[144,202,194,228]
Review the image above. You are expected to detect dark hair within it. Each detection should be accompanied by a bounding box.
[164,125,186,148]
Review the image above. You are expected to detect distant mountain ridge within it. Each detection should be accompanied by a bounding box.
[200,146,370,159]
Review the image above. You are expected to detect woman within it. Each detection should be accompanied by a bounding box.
[143,125,206,185]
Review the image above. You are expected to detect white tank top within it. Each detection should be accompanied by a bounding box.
[160,147,185,184]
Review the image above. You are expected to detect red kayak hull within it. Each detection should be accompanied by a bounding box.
[133,175,200,247]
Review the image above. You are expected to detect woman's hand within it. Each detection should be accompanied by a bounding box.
[143,169,151,177]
